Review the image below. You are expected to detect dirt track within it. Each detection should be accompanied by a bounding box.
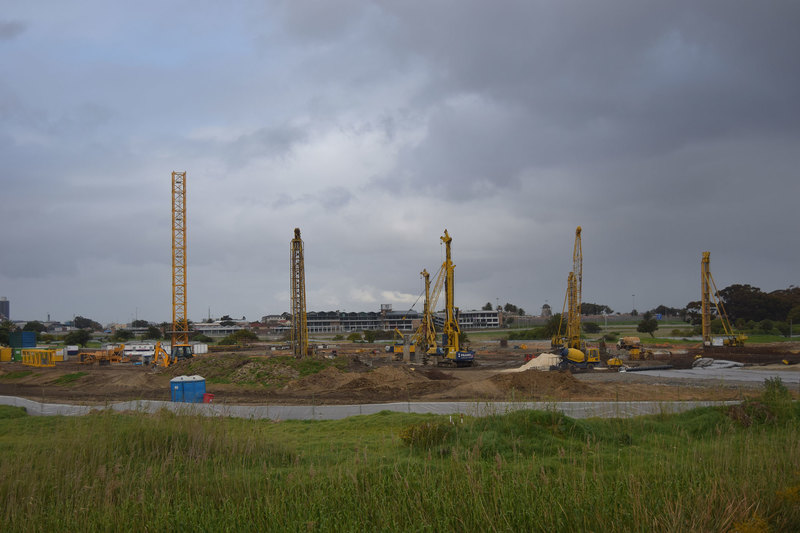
[1,342,798,406]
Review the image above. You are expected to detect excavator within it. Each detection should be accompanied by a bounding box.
[153,342,172,368]
[550,227,599,371]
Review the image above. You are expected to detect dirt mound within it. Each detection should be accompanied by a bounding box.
[421,368,457,380]
[490,370,591,397]
[288,367,353,392]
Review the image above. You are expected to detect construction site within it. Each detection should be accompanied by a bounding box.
[2,172,799,409]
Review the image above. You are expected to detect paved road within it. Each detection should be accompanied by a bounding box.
[0,395,738,420]
[631,367,800,384]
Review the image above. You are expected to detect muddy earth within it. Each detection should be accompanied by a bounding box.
[1,342,799,405]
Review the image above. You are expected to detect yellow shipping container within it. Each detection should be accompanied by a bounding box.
[0,347,12,362]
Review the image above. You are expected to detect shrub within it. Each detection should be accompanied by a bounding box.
[582,322,601,333]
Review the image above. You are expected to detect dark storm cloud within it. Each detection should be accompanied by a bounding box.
[0,20,26,40]
[3,1,799,322]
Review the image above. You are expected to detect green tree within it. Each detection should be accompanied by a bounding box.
[542,313,563,339]
[582,322,601,334]
[581,303,614,315]
[363,330,376,343]
[636,312,659,338]
[347,332,362,342]
[23,321,47,333]
[131,319,150,328]
[74,316,102,330]
[220,315,236,326]
[144,326,162,340]
[219,329,259,345]
[517,308,525,316]
[482,302,493,311]
[787,305,800,327]
[0,319,17,345]
[64,329,92,347]
[111,329,134,342]
[775,321,790,337]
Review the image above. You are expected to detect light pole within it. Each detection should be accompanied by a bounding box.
[632,294,636,314]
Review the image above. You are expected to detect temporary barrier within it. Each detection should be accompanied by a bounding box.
[21,349,56,367]
[0,347,12,362]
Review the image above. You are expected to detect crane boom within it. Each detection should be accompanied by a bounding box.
[171,171,193,360]
[701,251,747,347]
[290,228,309,358]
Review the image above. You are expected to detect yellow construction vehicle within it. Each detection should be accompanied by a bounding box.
[551,227,598,370]
[79,344,127,365]
[391,327,416,357]
[432,230,475,367]
[153,342,172,368]
[701,252,747,348]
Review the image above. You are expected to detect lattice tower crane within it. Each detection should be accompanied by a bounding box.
[171,171,193,360]
[290,228,309,358]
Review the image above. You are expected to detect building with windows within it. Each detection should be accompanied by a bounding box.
[0,297,9,320]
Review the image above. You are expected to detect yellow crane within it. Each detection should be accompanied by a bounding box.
[290,228,309,358]
[552,227,598,370]
[435,230,475,367]
[170,171,193,361]
[415,268,439,359]
[701,251,747,347]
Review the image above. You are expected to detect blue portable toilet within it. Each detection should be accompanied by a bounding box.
[170,376,189,402]
[170,375,206,403]
[184,375,206,403]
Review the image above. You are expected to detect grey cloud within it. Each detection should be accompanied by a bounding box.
[0,20,26,41]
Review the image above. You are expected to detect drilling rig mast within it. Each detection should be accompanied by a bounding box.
[701,251,747,347]
[436,230,475,367]
[553,227,584,350]
[290,228,309,358]
[413,268,438,360]
[567,226,582,349]
[171,171,193,360]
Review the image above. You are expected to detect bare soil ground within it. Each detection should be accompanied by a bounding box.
[1,341,799,406]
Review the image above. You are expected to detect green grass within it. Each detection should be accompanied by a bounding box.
[0,383,798,531]
[0,370,33,380]
[0,406,27,419]
[51,372,88,385]
[177,354,350,387]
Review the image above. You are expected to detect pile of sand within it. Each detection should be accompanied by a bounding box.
[502,353,561,373]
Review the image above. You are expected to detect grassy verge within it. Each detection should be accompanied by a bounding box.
[0,370,34,380]
[51,372,88,385]
[0,381,798,531]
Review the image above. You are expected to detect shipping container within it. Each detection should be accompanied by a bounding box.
[9,331,36,348]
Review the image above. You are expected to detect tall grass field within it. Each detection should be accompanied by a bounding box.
[1,379,799,531]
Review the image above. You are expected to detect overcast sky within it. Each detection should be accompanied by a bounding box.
[2,1,798,325]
